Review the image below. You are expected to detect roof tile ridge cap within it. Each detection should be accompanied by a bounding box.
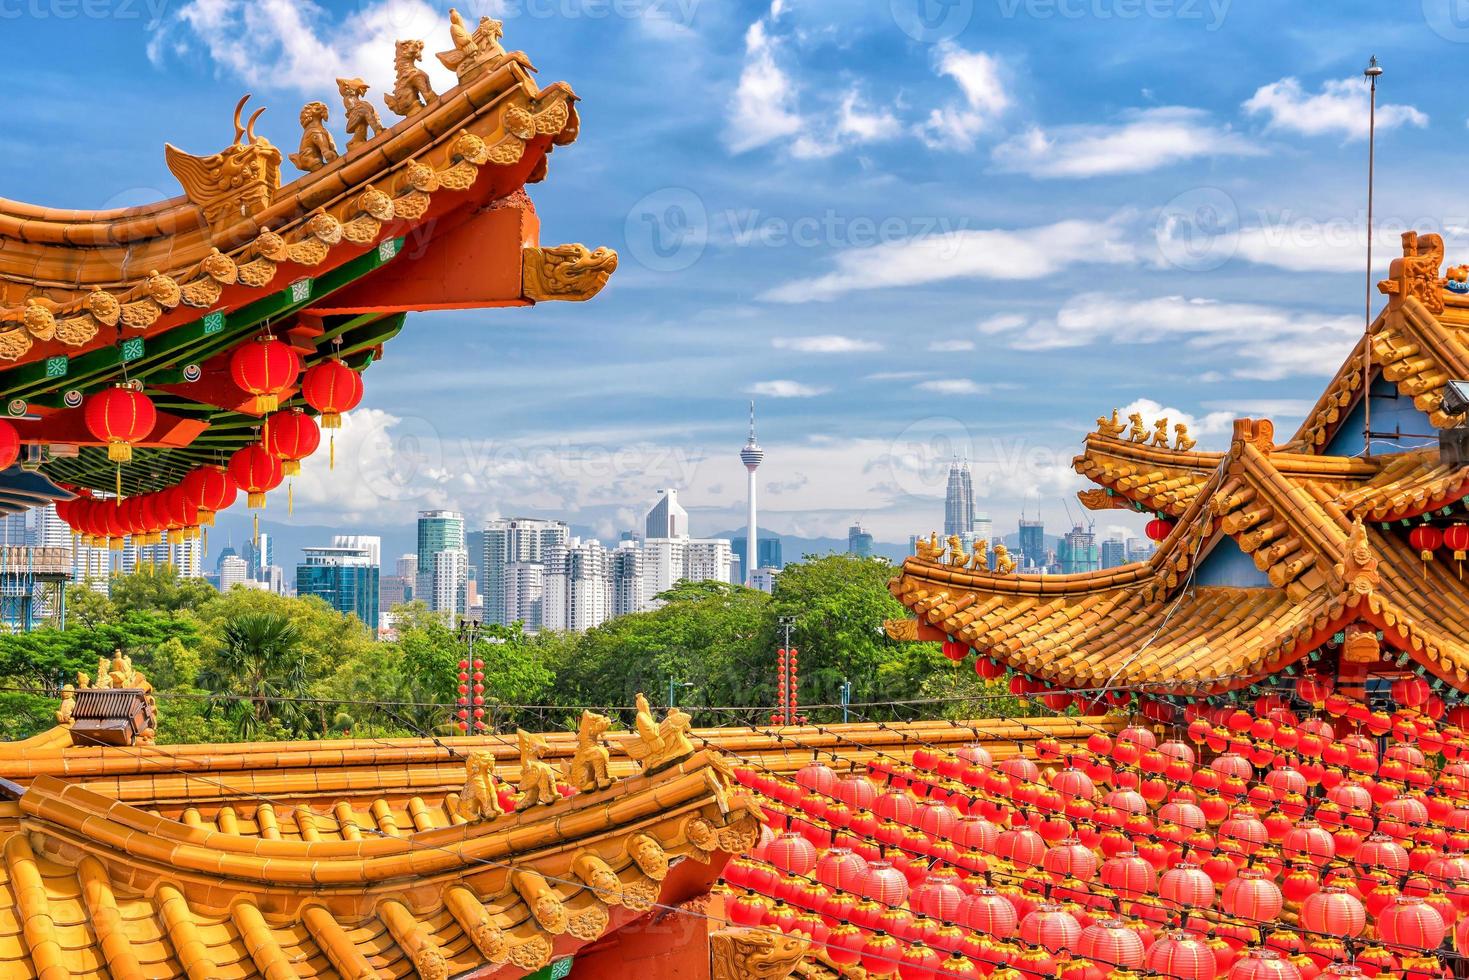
[1235,442,1341,551]
[1082,432,1221,471]
[1399,295,1469,375]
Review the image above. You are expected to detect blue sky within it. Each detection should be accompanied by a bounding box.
[7,0,1469,547]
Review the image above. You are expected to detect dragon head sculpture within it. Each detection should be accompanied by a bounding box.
[166,95,282,229]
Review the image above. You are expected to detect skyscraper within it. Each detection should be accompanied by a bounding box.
[1058,524,1099,575]
[848,522,875,558]
[1018,518,1046,569]
[1101,537,1127,569]
[482,518,570,625]
[297,539,380,628]
[944,460,975,537]
[416,511,465,617]
[644,489,688,539]
[740,402,764,587]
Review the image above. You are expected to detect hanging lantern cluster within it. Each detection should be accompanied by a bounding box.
[58,484,204,554]
[719,686,1469,980]
[456,656,486,733]
[1407,522,1469,578]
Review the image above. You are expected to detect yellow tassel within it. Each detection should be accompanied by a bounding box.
[202,526,208,556]
[253,512,259,547]
[115,466,121,500]
[288,480,294,516]
[330,433,335,469]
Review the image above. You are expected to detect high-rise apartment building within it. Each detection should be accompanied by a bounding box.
[416,511,465,617]
[219,555,250,591]
[610,543,643,619]
[848,522,875,558]
[543,538,610,633]
[1058,524,1099,575]
[1101,537,1127,569]
[482,518,570,625]
[503,561,545,630]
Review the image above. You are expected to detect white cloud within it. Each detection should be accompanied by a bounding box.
[1244,77,1428,141]
[916,379,988,395]
[150,0,461,98]
[980,292,1360,380]
[725,6,897,159]
[928,339,976,352]
[1232,223,1456,274]
[918,43,1011,150]
[773,335,884,353]
[725,14,804,154]
[761,216,1137,303]
[992,107,1261,179]
[746,380,830,398]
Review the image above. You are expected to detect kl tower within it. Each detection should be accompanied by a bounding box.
[740,402,764,587]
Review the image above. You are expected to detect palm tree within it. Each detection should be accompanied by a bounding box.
[199,613,307,739]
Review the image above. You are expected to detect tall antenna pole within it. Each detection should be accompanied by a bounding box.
[1363,55,1383,457]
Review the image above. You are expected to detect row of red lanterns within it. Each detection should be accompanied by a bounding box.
[733,749,1463,979]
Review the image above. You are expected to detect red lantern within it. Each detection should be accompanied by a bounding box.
[83,382,156,463]
[231,336,302,414]
[1077,919,1145,970]
[1300,885,1366,938]
[1445,525,1469,577]
[1378,895,1447,956]
[182,465,237,526]
[301,357,364,468]
[1145,930,1216,980]
[1146,517,1175,542]
[1228,948,1302,980]
[0,420,18,471]
[266,408,320,476]
[228,443,284,508]
[1409,525,1444,562]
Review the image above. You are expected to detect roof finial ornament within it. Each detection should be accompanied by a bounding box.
[1336,516,1380,597]
[384,39,437,117]
[438,7,507,83]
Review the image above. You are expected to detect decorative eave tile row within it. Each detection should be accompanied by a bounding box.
[0,55,580,365]
[1333,447,1469,522]
[1072,433,1221,517]
[0,750,755,979]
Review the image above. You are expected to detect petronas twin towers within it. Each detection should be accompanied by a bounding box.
[944,460,976,537]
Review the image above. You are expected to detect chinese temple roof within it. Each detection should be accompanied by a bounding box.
[889,232,1469,696]
[0,714,1100,979]
[0,17,615,500]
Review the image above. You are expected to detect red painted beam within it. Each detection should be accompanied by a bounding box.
[12,408,207,449]
[309,197,539,315]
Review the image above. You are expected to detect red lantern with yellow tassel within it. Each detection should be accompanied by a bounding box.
[1409,525,1443,561]
[1444,524,1469,579]
[1146,517,1175,543]
[182,465,236,527]
[83,383,156,464]
[228,443,283,544]
[230,336,301,415]
[300,358,362,468]
[266,407,320,514]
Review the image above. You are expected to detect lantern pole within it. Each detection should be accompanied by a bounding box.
[1362,55,1383,458]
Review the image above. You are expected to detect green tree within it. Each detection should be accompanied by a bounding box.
[110,566,218,618]
[66,582,116,629]
[198,612,309,739]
